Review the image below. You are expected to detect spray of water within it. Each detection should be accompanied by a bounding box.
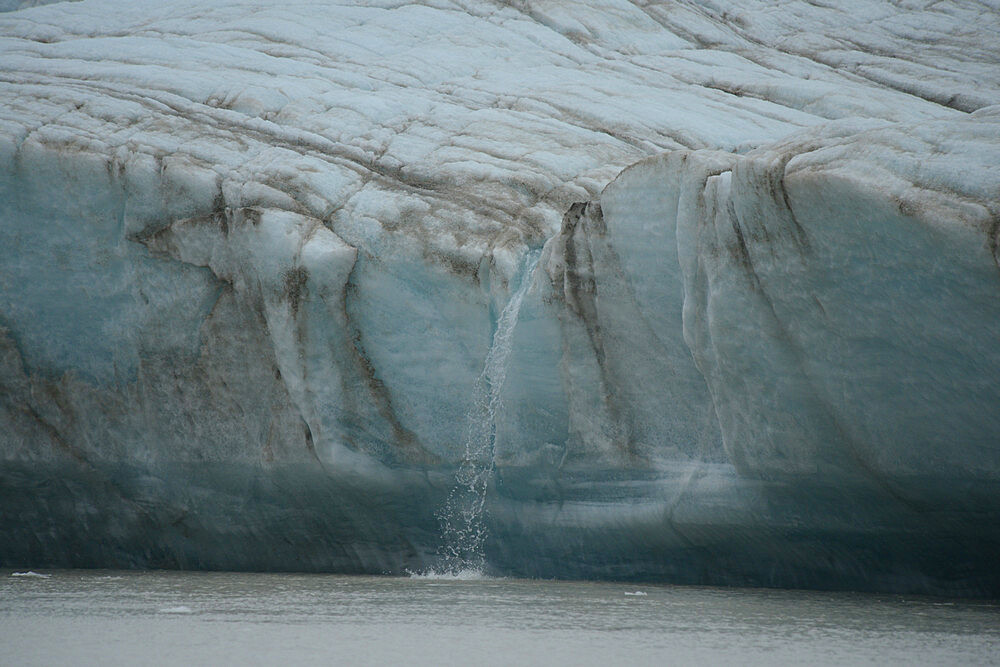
[435,249,541,575]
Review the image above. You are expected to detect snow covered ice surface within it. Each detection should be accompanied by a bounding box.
[1,0,999,595]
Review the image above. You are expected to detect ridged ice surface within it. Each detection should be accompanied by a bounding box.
[1,0,999,595]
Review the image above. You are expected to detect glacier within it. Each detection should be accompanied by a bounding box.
[1,0,999,596]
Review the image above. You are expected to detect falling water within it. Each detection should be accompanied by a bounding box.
[436,249,541,575]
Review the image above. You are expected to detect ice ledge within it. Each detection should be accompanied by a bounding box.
[602,110,1000,487]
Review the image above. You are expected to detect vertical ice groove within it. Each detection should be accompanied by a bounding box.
[436,248,542,575]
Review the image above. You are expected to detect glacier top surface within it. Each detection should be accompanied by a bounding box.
[2,0,996,269]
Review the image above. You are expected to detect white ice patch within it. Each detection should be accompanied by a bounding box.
[158,606,195,614]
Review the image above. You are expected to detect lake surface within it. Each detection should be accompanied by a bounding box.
[2,569,998,665]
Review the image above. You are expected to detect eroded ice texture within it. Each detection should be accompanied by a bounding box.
[1,0,998,595]
[603,111,1000,486]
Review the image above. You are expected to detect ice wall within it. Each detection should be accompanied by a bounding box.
[1,0,999,595]
[604,110,1000,487]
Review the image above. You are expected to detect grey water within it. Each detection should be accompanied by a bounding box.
[2,570,998,666]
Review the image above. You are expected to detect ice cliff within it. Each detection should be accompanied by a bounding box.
[1,0,998,596]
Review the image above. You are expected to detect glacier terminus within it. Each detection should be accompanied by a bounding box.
[1,0,999,596]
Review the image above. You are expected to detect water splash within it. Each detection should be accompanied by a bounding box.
[404,568,498,581]
[435,249,541,575]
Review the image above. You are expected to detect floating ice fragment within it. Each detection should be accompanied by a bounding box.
[624,591,647,597]
[11,571,50,578]
[159,606,194,614]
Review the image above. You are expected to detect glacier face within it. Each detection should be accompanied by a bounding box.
[1,0,999,595]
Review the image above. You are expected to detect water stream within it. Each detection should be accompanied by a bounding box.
[436,249,541,574]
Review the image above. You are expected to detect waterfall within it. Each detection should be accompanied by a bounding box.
[435,249,541,575]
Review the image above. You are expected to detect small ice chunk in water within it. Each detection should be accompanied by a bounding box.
[159,606,195,614]
[11,571,50,578]
[624,591,647,596]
